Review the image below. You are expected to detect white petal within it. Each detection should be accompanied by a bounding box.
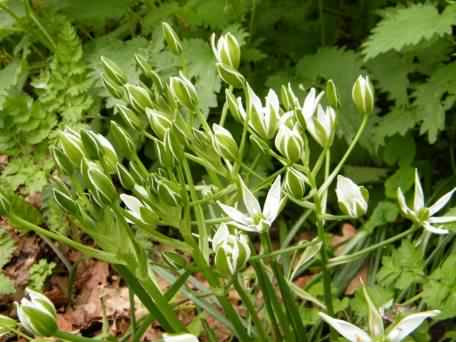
[218,202,251,226]
[266,89,280,112]
[162,333,199,342]
[239,177,261,216]
[429,215,456,224]
[263,176,282,224]
[212,224,229,248]
[397,188,414,218]
[423,222,449,235]
[387,310,440,342]
[429,188,456,216]
[413,170,425,212]
[319,312,372,342]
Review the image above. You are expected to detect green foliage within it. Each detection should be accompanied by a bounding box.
[0,228,16,295]
[422,253,456,320]
[377,240,424,290]
[27,259,56,291]
[363,3,456,60]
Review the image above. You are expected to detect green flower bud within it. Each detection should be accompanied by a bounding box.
[135,54,164,90]
[211,33,241,69]
[212,224,250,276]
[247,86,280,139]
[116,104,142,131]
[169,73,198,109]
[59,129,85,168]
[52,147,74,175]
[100,56,127,86]
[96,134,119,174]
[109,121,136,159]
[225,88,243,122]
[216,63,245,88]
[326,79,340,109]
[212,124,238,161]
[155,140,174,169]
[86,162,118,206]
[145,108,172,140]
[352,75,374,115]
[80,129,101,160]
[0,314,17,337]
[162,22,183,55]
[280,83,300,112]
[0,192,10,216]
[16,288,58,337]
[164,126,184,161]
[274,115,304,163]
[284,167,308,199]
[116,164,136,190]
[52,189,80,216]
[156,180,181,206]
[102,75,124,98]
[125,84,154,113]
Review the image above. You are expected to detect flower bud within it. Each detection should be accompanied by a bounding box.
[247,86,280,140]
[135,54,164,90]
[125,84,154,113]
[109,121,136,159]
[0,314,16,337]
[212,224,250,276]
[116,104,142,131]
[52,147,74,175]
[305,105,336,148]
[280,83,300,112]
[59,129,85,168]
[352,75,374,115]
[225,88,243,122]
[102,75,124,98]
[155,140,174,169]
[284,167,308,199]
[0,192,10,216]
[162,22,183,55]
[169,73,198,109]
[216,63,245,88]
[53,189,80,216]
[156,180,181,207]
[16,288,58,337]
[100,56,127,86]
[80,129,101,160]
[129,160,148,183]
[299,88,324,128]
[326,79,340,109]
[96,134,119,174]
[335,175,368,218]
[275,115,304,163]
[212,124,238,161]
[116,164,136,190]
[86,162,118,206]
[146,108,172,140]
[211,33,241,69]
[164,126,184,161]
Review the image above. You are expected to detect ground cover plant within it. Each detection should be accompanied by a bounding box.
[1,0,456,341]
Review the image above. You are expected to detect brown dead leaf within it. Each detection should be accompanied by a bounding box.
[331,223,357,256]
[344,263,369,295]
[25,192,42,208]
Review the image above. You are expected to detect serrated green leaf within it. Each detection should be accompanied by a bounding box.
[28,259,56,291]
[363,3,456,60]
[377,240,424,290]
[0,228,15,269]
[0,273,15,295]
[372,108,418,148]
[383,134,416,166]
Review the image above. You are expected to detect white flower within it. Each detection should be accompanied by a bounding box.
[335,175,368,218]
[238,86,280,140]
[319,286,440,342]
[304,104,336,147]
[352,75,375,115]
[397,169,456,234]
[120,194,156,224]
[218,176,281,233]
[16,288,58,337]
[301,88,325,120]
[162,333,199,342]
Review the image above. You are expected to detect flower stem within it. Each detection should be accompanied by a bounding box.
[233,274,269,341]
[54,330,98,342]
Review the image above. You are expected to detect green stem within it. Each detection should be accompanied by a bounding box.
[24,0,56,50]
[233,274,269,341]
[250,238,319,262]
[329,225,419,267]
[281,209,312,248]
[54,330,97,342]
[129,287,138,342]
[318,114,368,196]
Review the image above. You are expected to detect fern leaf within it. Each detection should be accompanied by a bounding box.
[363,3,456,60]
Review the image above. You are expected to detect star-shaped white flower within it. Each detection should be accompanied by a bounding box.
[397,169,456,234]
[218,176,281,233]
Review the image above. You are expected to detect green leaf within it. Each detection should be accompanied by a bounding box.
[343,165,389,184]
[384,163,414,199]
[412,62,456,144]
[351,285,393,319]
[0,227,15,268]
[382,134,416,166]
[363,3,456,60]
[0,273,15,295]
[363,201,399,234]
[376,240,424,290]
[422,253,456,320]
[27,259,56,291]
[372,108,418,148]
